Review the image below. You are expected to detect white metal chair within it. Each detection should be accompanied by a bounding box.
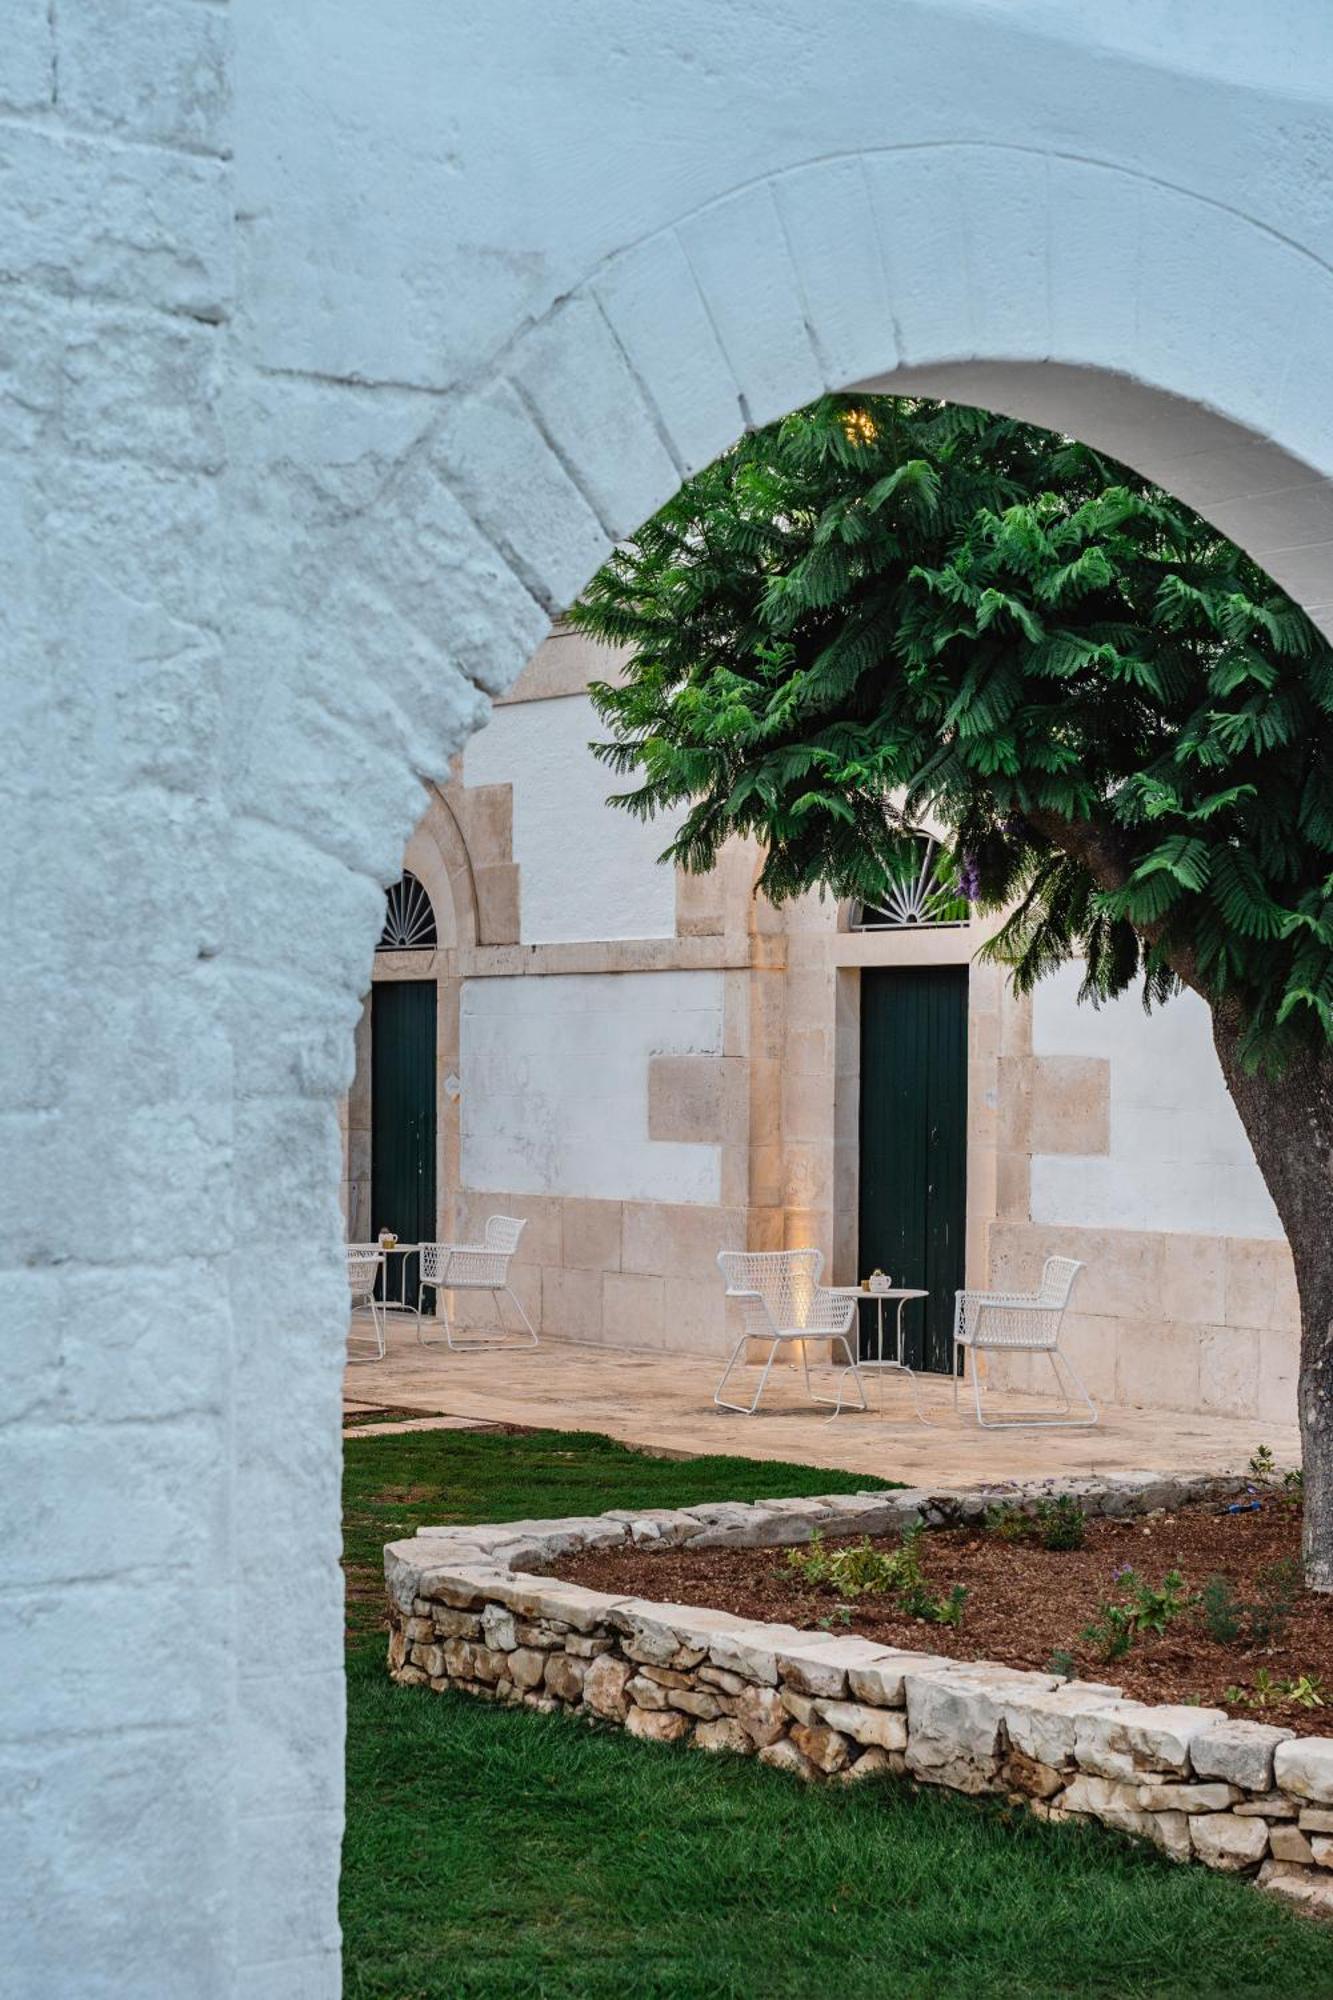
[346,1245,386,1362]
[952,1255,1095,1428]
[714,1248,868,1417]
[415,1216,538,1351]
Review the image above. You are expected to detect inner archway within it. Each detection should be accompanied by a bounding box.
[304,356,1333,2000]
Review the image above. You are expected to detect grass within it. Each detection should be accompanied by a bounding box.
[342,1428,1333,1999]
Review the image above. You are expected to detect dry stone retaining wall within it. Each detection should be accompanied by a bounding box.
[384,1474,1333,1918]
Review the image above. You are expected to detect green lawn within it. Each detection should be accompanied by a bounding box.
[342,1428,1333,1999]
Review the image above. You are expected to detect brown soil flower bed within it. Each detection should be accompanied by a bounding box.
[553,1498,1333,1734]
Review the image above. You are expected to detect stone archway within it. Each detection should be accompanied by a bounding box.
[12,9,1333,1994]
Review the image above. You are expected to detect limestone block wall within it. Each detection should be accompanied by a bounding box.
[451,952,764,1353]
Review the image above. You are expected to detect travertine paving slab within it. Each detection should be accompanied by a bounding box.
[345,1322,1299,1486]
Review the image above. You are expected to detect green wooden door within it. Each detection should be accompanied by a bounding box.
[371,980,437,1311]
[858,966,968,1372]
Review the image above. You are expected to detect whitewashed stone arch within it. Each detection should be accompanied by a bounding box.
[12,7,1333,1994]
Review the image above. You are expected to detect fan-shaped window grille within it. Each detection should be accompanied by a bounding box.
[849,835,970,931]
[377,872,438,951]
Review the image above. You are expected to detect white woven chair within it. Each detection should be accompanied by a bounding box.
[952,1255,1095,1428]
[346,1245,386,1362]
[415,1216,538,1351]
[714,1248,868,1417]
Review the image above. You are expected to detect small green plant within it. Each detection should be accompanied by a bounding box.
[1200,1574,1244,1645]
[983,1493,1086,1551]
[983,1502,1031,1542]
[1247,1558,1300,1647]
[1248,1445,1277,1479]
[786,1531,833,1587]
[1125,1568,1195,1636]
[1224,1669,1324,1712]
[1082,1568,1196,1662]
[905,1579,968,1627]
[788,1525,966,1625]
[1081,1599,1138,1662]
[1282,1466,1305,1513]
[816,1604,854,1631]
[1034,1494,1087,1552]
[786,1532,903,1599]
[893,1526,969,1626]
[1047,1648,1079,1682]
[1280,1673,1326,1709]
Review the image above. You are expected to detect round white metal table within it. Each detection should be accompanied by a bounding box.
[374,1241,421,1317]
[825,1286,934,1423]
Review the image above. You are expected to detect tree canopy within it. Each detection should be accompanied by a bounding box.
[571,395,1333,1071]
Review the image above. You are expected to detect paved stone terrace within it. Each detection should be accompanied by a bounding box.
[345,1320,1299,1481]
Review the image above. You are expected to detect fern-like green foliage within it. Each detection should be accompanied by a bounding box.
[572,395,1333,1070]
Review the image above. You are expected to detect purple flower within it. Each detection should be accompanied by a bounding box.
[1112,1563,1133,1581]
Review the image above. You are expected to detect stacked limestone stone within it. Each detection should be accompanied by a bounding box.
[384,1476,1333,1916]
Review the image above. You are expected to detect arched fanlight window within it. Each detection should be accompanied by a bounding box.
[849,834,971,931]
[377,871,438,951]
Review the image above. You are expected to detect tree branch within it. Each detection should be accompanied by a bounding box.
[1022,806,1210,1005]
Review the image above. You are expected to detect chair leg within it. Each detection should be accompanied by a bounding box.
[501,1285,539,1347]
[821,1333,870,1420]
[415,1285,471,1351]
[413,1283,436,1346]
[967,1346,1099,1429]
[1050,1347,1099,1427]
[714,1335,780,1415]
[799,1335,869,1417]
[418,1284,539,1352]
[348,1295,386,1363]
[416,1283,456,1349]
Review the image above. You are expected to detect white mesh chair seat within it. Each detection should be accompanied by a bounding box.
[953,1255,1094,1428]
[415,1216,537,1352]
[713,1248,868,1417]
[346,1245,386,1362]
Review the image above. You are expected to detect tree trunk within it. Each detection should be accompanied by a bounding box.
[1211,1016,1333,1589]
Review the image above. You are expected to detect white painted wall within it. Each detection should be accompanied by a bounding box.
[461,971,723,1201]
[462,694,679,942]
[1030,963,1283,1237]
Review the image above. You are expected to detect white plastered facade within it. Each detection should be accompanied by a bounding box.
[9,2,1333,1991]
